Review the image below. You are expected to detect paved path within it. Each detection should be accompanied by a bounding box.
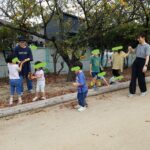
[0,85,150,150]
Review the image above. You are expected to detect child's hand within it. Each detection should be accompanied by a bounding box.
[23,58,30,62]
[128,46,132,52]
[28,72,36,80]
[90,70,92,75]
[73,82,79,87]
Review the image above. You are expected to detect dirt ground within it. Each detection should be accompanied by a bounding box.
[0,68,138,108]
[0,84,150,150]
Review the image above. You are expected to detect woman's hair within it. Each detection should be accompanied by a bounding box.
[137,32,146,39]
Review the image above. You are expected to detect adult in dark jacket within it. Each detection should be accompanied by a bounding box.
[14,36,33,94]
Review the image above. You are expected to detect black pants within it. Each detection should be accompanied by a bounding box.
[129,58,147,94]
[112,69,120,77]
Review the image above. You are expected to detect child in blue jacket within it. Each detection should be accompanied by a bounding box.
[72,62,88,112]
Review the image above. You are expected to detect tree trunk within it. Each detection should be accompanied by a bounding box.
[53,60,57,74]
[52,40,80,81]
[66,68,76,82]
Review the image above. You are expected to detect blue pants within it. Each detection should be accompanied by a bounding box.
[20,75,33,92]
[10,79,21,96]
[77,91,88,107]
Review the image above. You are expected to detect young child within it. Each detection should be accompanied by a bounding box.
[32,61,46,101]
[72,62,88,112]
[109,46,130,84]
[90,49,109,90]
[6,55,28,105]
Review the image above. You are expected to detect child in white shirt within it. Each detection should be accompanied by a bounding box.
[6,55,28,105]
[32,61,46,101]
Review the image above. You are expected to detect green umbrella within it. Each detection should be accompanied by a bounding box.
[29,44,38,50]
[12,57,20,63]
[112,46,123,51]
[91,49,100,55]
[71,66,81,71]
[34,62,47,69]
[114,75,124,81]
[97,72,106,77]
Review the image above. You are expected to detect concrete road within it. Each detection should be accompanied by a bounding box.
[0,85,150,150]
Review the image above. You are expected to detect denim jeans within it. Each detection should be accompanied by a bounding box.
[20,75,33,92]
[77,91,88,107]
[10,79,21,96]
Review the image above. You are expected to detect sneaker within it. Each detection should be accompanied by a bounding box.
[128,93,135,97]
[140,92,147,97]
[41,97,46,100]
[74,105,81,109]
[9,97,13,105]
[28,90,33,93]
[18,97,22,104]
[78,106,86,112]
[93,85,98,91]
[32,97,38,102]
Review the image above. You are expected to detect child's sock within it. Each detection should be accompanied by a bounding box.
[9,96,13,105]
[18,96,22,104]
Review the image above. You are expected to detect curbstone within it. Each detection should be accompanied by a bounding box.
[1,77,150,118]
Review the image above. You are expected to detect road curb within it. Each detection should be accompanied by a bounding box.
[1,77,150,118]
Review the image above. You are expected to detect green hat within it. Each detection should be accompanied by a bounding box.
[12,57,20,63]
[71,66,81,72]
[91,49,100,55]
[34,62,47,69]
[29,44,37,50]
[98,72,106,77]
[112,46,123,51]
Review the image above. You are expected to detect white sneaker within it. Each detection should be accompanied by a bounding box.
[78,106,86,112]
[140,92,147,96]
[128,93,135,97]
[9,97,13,105]
[18,97,23,104]
[32,97,38,102]
[28,90,33,93]
[74,105,81,109]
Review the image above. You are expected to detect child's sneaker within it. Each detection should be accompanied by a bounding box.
[9,97,13,106]
[140,91,147,97]
[18,97,22,104]
[41,97,46,100]
[78,106,86,112]
[93,85,98,91]
[28,90,33,93]
[32,97,38,102]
